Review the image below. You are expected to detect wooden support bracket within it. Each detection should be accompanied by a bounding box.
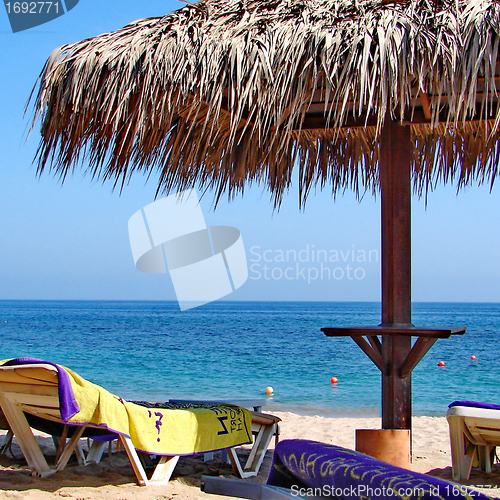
[322,326,466,379]
[351,336,387,374]
[399,337,438,379]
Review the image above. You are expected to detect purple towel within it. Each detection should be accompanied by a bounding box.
[2,357,80,421]
[268,440,493,500]
[449,401,500,411]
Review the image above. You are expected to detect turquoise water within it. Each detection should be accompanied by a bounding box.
[0,300,498,417]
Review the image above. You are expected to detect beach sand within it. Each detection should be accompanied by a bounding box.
[0,412,499,499]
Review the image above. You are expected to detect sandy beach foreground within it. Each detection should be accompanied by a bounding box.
[0,412,499,500]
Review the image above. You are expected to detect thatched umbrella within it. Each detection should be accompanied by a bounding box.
[30,0,499,437]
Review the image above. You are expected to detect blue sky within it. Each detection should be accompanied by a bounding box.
[0,0,499,304]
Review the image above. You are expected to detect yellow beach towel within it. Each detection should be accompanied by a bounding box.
[1,359,252,456]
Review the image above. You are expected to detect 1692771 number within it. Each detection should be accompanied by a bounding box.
[5,2,59,14]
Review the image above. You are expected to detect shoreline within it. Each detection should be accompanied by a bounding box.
[3,412,498,500]
[261,402,449,419]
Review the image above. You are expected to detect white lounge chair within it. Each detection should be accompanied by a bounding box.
[447,401,500,480]
[0,361,279,485]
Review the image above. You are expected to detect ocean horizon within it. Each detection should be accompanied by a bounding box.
[1,300,498,418]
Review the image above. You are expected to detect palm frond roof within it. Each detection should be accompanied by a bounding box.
[31,0,500,204]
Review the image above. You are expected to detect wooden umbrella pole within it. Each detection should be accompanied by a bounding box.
[380,120,413,430]
[323,120,465,438]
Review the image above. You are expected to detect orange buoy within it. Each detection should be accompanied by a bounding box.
[438,361,445,367]
[265,386,274,395]
[471,355,476,360]
[330,377,338,384]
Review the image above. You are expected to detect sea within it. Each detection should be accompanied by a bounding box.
[0,300,498,418]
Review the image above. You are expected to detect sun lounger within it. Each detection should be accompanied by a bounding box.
[202,439,491,500]
[134,399,280,477]
[169,398,280,476]
[447,400,500,481]
[0,358,254,485]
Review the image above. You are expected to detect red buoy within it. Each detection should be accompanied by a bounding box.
[438,361,445,367]
[330,377,338,384]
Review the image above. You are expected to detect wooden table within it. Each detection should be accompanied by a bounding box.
[322,326,466,378]
[322,325,466,429]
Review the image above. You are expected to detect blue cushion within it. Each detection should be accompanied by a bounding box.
[449,401,500,411]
